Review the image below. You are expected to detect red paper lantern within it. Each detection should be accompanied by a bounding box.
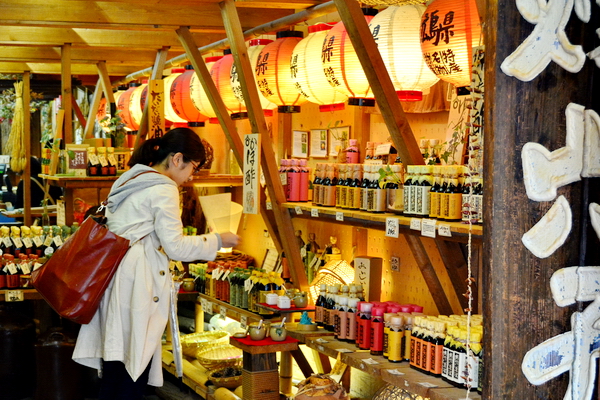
[212,49,247,119]
[117,83,141,131]
[170,65,209,126]
[191,56,222,124]
[420,0,481,87]
[322,8,378,107]
[255,31,307,113]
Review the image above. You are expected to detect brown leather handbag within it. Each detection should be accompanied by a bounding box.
[31,215,130,324]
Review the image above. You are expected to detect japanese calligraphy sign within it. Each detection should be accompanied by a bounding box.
[353,256,383,302]
[148,80,165,139]
[243,133,260,214]
[420,0,482,87]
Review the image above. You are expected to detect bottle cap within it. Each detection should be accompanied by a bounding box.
[372,307,384,317]
[320,284,327,291]
[361,302,373,312]
[339,296,348,306]
[391,316,404,326]
[348,298,359,308]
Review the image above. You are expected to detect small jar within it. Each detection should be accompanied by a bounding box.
[248,323,266,341]
[182,278,195,292]
[277,295,291,309]
[266,293,279,305]
[270,325,287,341]
[294,291,309,308]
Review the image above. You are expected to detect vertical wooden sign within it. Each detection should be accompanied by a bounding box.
[148,80,165,138]
[243,133,260,214]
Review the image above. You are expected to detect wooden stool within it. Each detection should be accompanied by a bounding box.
[230,337,299,400]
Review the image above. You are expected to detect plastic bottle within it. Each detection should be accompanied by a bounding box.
[314,284,327,327]
[383,312,395,358]
[345,139,359,163]
[370,307,385,356]
[430,321,446,377]
[299,159,310,202]
[410,316,423,369]
[387,316,404,363]
[312,163,323,206]
[345,297,358,343]
[358,302,373,350]
[287,159,301,202]
[403,313,413,361]
[335,296,348,340]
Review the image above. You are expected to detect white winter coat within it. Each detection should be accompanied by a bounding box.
[73,164,221,386]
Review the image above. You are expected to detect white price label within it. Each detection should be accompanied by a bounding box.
[336,212,344,221]
[421,219,437,238]
[279,172,288,186]
[311,208,319,217]
[205,300,213,314]
[438,224,452,237]
[390,256,400,272]
[410,218,422,230]
[219,306,227,318]
[240,316,248,329]
[418,382,438,388]
[387,369,405,376]
[295,206,303,215]
[385,217,399,238]
[336,348,354,353]
[5,290,24,302]
[363,358,379,365]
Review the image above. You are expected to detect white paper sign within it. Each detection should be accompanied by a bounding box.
[243,134,261,214]
[336,212,344,221]
[438,224,452,237]
[295,206,303,215]
[386,217,399,238]
[410,218,422,230]
[421,219,437,238]
[311,208,319,217]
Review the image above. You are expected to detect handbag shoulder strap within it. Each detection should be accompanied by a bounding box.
[99,170,161,210]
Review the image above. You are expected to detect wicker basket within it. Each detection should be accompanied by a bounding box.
[195,344,243,370]
[208,366,243,389]
[181,331,229,358]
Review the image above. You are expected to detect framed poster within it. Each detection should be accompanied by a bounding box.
[291,130,309,158]
[329,126,351,156]
[310,129,328,158]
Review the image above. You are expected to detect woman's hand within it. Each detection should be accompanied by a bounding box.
[220,232,241,248]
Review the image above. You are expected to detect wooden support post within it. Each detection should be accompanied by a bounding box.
[290,348,314,377]
[313,350,332,374]
[219,0,308,290]
[97,61,115,104]
[84,78,103,140]
[279,351,293,395]
[135,47,169,148]
[61,43,73,145]
[332,0,423,166]
[404,235,454,315]
[23,71,31,226]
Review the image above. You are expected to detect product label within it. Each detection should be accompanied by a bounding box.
[20,262,31,275]
[53,236,63,247]
[3,237,12,247]
[11,237,23,249]
[22,237,33,248]
[98,155,109,167]
[43,235,53,247]
[88,154,100,165]
[6,262,18,275]
[315,305,324,323]
[33,237,43,247]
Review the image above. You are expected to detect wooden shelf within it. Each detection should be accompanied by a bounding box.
[184,174,243,188]
[283,202,482,242]
[196,293,270,324]
[304,336,481,400]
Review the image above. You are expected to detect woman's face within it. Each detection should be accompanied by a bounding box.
[166,152,199,185]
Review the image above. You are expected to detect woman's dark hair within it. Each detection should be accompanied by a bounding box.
[128,128,206,168]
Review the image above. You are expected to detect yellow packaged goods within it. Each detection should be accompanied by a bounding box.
[214,387,242,400]
[294,374,349,400]
[182,359,209,386]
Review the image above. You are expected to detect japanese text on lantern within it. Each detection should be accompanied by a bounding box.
[243,133,261,214]
[149,80,165,138]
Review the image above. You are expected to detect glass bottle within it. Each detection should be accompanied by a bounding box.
[345,139,359,164]
[359,165,370,212]
[357,302,373,350]
[86,147,100,176]
[370,307,385,356]
[335,296,348,340]
[403,166,414,216]
[10,226,23,258]
[314,284,327,327]
[345,297,358,343]
[97,147,109,176]
[299,159,310,202]
[439,166,450,220]
[107,147,118,176]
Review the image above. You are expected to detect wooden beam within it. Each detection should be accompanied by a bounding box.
[97,61,116,104]
[332,0,423,165]
[23,71,32,226]
[435,240,475,313]
[111,1,337,86]
[61,43,73,144]
[0,0,292,31]
[220,0,308,290]
[71,95,86,130]
[404,235,454,315]
[135,47,170,147]
[0,26,222,51]
[84,78,103,139]
[0,61,145,76]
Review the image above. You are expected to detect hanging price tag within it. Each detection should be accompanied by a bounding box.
[295,206,303,215]
[311,208,319,217]
[20,263,31,274]
[53,235,63,247]
[33,237,43,247]
[385,217,399,238]
[279,172,288,186]
[410,218,422,230]
[3,237,12,247]
[6,263,17,275]
[438,224,452,237]
[421,219,437,238]
[22,237,33,248]
[43,235,53,247]
[336,212,344,221]
[5,290,24,302]
[12,237,23,249]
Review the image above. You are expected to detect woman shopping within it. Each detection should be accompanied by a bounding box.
[73,128,241,399]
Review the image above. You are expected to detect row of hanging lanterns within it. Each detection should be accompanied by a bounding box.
[107,0,480,131]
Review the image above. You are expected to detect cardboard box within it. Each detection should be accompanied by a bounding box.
[353,256,383,302]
